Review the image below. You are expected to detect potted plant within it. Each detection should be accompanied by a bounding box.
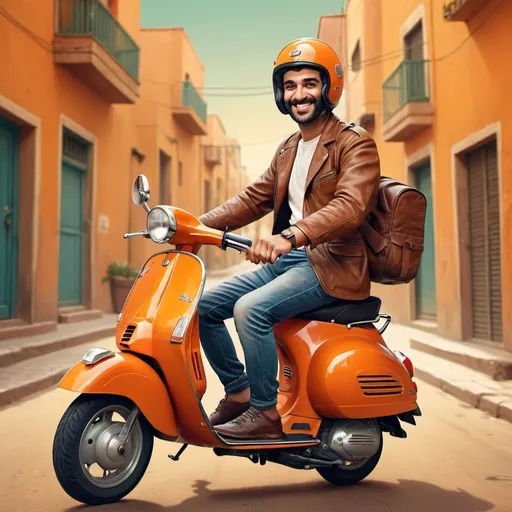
[102,260,139,314]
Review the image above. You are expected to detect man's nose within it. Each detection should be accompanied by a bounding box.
[293,86,310,101]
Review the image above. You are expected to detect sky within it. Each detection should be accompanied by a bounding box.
[141,0,345,181]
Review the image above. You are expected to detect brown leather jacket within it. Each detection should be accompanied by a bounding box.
[199,112,381,300]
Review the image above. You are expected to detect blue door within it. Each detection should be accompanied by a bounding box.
[58,159,85,306]
[0,117,19,320]
[415,163,437,319]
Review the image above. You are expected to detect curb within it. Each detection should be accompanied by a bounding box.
[414,367,512,424]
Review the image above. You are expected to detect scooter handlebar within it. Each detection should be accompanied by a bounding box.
[222,232,253,252]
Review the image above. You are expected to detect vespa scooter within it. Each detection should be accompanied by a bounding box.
[52,174,421,506]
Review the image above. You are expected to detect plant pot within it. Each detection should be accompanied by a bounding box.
[108,276,136,314]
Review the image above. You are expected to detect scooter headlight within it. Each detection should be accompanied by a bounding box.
[146,206,177,243]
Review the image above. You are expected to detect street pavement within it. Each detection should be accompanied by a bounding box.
[0,265,511,511]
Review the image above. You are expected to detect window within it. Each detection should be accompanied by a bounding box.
[159,150,171,204]
[204,180,212,213]
[351,40,361,72]
[404,21,424,60]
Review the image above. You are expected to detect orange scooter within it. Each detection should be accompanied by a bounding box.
[52,174,421,506]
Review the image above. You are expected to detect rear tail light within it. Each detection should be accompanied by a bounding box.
[394,350,414,377]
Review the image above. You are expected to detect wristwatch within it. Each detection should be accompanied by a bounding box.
[280,228,296,249]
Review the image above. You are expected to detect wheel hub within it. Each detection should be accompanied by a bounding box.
[78,404,144,488]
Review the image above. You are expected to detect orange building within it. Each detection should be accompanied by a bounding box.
[0,0,142,338]
[132,30,252,273]
[319,0,512,353]
[200,116,256,270]
[129,27,207,270]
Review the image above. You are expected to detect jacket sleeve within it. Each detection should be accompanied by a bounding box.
[198,145,281,232]
[294,131,380,248]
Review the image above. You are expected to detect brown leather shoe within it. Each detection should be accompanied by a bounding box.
[214,406,284,440]
[209,396,250,426]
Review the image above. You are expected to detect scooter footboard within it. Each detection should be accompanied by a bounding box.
[59,351,178,440]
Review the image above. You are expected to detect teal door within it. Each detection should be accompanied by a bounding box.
[0,118,19,320]
[58,159,85,306]
[415,163,437,319]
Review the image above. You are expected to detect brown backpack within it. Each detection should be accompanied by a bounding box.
[359,177,427,285]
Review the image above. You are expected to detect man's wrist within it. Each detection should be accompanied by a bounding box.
[289,225,309,248]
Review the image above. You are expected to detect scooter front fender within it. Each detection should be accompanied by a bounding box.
[59,351,178,440]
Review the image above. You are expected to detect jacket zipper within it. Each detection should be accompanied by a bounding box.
[312,169,338,189]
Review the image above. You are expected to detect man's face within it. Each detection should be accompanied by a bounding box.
[283,68,324,124]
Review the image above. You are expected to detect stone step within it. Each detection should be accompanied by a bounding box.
[0,336,116,410]
[401,340,512,423]
[0,321,56,342]
[410,336,512,381]
[58,308,103,324]
[0,315,117,368]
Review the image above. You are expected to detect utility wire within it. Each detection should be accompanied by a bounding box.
[141,0,505,96]
[0,6,52,51]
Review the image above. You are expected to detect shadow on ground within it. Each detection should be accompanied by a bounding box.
[66,477,495,512]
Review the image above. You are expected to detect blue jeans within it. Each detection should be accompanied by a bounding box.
[198,249,338,410]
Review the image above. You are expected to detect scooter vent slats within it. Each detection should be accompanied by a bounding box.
[283,366,292,378]
[357,374,404,396]
[121,324,137,342]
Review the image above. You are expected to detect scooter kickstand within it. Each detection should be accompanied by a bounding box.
[168,443,189,461]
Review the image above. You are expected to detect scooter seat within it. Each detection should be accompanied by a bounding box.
[295,296,382,325]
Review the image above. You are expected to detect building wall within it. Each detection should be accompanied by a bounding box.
[317,14,348,120]
[327,0,512,351]
[131,28,205,270]
[0,0,140,322]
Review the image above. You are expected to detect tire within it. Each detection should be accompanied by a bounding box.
[316,430,383,486]
[52,394,154,506]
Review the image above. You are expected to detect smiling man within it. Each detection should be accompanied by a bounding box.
[198,38,381,440]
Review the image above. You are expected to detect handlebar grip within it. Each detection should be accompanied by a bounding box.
[223,232,253,249]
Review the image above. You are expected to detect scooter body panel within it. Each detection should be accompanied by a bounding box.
[274,319,417,423]
[112,250,322,450]
[59,352,179,439]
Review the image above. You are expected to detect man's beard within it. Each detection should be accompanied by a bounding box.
[286,97,326,124]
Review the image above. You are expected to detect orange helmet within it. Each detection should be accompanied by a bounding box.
[272,38,344,115]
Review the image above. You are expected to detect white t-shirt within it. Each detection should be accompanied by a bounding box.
[288,135,321,242]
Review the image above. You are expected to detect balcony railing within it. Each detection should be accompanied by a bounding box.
[204,145,222,166]
[383,60,429,121]
[182,81,207,124]
[57,0,140,81]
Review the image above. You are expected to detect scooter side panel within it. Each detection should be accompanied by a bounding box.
[307,336,418,418]
[274,319,417,421]
[59,352,178,439]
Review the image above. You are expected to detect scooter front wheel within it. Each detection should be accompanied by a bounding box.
[52,394,154,506]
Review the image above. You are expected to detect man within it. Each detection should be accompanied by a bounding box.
[198,38,381,440]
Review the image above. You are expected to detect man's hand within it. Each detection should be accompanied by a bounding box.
[247,235,292,265]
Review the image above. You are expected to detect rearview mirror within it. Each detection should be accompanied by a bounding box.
[132,174,150,206]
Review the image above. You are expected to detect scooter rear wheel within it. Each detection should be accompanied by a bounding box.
[52,394,154,505]
[316,430,383,486]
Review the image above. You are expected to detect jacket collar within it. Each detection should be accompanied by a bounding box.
[274,112,340,215]
[282,111,339,151]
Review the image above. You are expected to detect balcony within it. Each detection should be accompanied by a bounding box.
[173,81,208,136]
[53,0,140,104]
[443,0,486,22]
[203,145,222,166]
[382,60,434,142]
